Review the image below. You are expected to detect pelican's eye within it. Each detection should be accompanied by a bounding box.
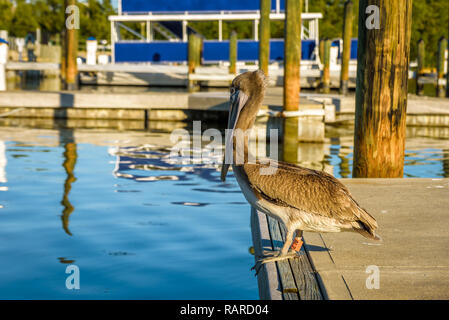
[230,87,236,95]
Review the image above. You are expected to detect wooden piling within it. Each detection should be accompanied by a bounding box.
[283,0,302,112]
[436,37,447,98]
[340,0,353,95]
[65,0,78,90]
[447,28,449,98]
[319,39,324,65]
[188,33,196,75]
[259,0,271,76]
[188,33,202,91]
[60,30,66,86]
[322,38,331,94]
[447,39,449,98]
[416,39,425,96]
[229,31,237,74]
[353,0,412,178]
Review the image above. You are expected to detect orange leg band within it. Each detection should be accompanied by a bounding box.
[290,237,303,252]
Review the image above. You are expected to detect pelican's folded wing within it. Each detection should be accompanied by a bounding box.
[243,161,378,233]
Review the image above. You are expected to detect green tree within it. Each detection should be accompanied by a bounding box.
[0,0,13,31]
[80,0,116,42]
[410,0,449,67]
[32,0,65,35]
[10,0,38,37]
[309,0,359,39]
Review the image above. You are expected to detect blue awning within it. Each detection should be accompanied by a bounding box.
[121,0,285,13]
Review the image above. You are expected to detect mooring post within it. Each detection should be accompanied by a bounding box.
[436,36,447,98]
[229,31,237,74]
[198,35,203,67]
[65,0,78,90]
[283,0,302,111]
[340,0,353,95]
[0,38,8,91]
[447,29,449,98]
[259,0,271,76]
[188,33,201,91]
[60,6,67,86]
[416,39,425,96]
[188,33,196,74]
[447,39,449,98]
[319,39,324,65]
[321,38,331,94]
[353,0,412,178]
[282,1,323,143]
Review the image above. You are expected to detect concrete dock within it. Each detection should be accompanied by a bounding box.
[0,89,325,121]
[7,62,429,88]
[1,88,448,126]
[5,62,346,88]
[252,178,449,300]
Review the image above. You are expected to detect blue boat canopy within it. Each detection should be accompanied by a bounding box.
[121,0,285,13]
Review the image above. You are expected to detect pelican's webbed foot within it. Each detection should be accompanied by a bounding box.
[251,250,304,276]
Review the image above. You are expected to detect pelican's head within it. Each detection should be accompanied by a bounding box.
[220,70,267,182]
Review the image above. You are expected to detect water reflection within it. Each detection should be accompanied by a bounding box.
[444,150,449,178]
[0,141,6,184]
[109,145,224,184]
[107,123,449,183]
[60,142,77,236]
[59,124,77,236]
[0,141,6,204]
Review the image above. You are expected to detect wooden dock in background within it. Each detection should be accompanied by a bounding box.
[1,88,449,129]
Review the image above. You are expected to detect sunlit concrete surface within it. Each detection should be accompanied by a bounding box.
[305,178,449,300]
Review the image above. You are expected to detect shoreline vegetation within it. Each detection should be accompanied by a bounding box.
[0,1,447,67]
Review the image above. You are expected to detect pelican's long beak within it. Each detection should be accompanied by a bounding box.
[220,89,249,182]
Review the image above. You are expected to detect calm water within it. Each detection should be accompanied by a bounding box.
[0,125,448,299]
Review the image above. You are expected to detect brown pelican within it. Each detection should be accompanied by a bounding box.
[221,70,380,270]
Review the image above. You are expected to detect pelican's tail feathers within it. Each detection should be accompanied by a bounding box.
[352,208,381,241]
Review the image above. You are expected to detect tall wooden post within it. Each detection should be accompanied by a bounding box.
[319,39,324,65]
[283,0,302,111]
[322,38,331,94]
[353,0,412,178]
[340,0,353,95]
[447,29,449,97]
[188,33,200,74]
[259,0,271,76]
[188,33,201,91]
[60,29,67,86]
[447,39,449,98]
[229,31,237,74]
[65,0,78,90]
[436,37,447,98]
[416,39,425,96]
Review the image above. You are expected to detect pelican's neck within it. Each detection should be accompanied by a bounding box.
[232,93,264,166]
